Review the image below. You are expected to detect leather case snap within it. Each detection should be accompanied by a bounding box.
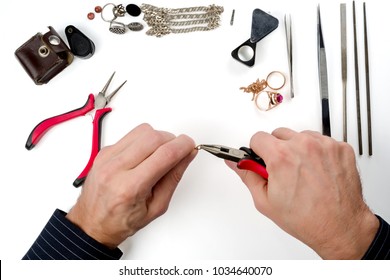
[15,26,74,85]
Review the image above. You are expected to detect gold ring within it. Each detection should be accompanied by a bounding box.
[266,71,286,90]
[254,91,283,111]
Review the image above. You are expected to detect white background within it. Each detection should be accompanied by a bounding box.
[0,0,389,261]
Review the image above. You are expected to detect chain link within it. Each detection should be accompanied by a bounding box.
[141,4,224,37]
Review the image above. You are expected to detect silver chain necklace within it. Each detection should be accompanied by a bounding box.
[141,4,224,37]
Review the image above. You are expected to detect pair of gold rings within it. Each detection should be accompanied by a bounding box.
[240,71,285,111]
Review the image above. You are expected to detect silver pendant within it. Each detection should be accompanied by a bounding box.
[127,22,144,31]
[109,21,127,34]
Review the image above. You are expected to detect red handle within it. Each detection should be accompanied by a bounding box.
[73,107,112,187]
[25,94,95,150]
[237,158,269,179]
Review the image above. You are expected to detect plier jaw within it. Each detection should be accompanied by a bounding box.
[196,144,268,179]
[95,72,127,109]
[196,144,248,163]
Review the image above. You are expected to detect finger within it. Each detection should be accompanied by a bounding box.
[146,149,198,221]
[111,123,155,154]
[301,130,324,139]
[131,134,196,194]
[271,127,298,140]
[112,128,175,170]
[96,123,159,164]
[225,160,269,214]
[249,131,280,163]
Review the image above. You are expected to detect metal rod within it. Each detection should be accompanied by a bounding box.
[230,9,235,26]
[284,14,294,98]
[363,2,372,156]
[340,3,347,142]
[353,1,363,155]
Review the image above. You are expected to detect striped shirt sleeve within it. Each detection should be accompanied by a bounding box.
[22,209,123,260]
[362,215,390,260]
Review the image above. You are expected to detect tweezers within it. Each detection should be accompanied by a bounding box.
[317,5,331,137]
[284,14,294,98]
[340,3,347,142]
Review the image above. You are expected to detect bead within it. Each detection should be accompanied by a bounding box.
[87,12,95,20]
[94,6,102,13]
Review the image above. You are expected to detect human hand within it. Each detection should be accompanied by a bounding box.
[66,123,197,249]
[226,128,379,259]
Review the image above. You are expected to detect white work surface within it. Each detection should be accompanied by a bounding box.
[1,0,389,260]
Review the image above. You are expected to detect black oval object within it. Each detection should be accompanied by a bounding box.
[126,4,141,17]
[65,25,95,59]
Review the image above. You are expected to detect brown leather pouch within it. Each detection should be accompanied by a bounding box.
[15,26,74,85]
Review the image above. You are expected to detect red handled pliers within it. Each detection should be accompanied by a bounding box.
[25,72,127,187]
[196,144,268,179]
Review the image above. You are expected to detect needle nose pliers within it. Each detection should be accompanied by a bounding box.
[196,144,268,179]
[25,72,127,187]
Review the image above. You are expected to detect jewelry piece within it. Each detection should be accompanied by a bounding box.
[95,6,103,13]
[266,71,286,90]
[109,20,127,34]
[140,4,224,37]
[240,71,286,111]
[126,4,141,16]
[113,4,126,17]
[100,3,145,34]
[254,91,283,111]
[87,12,95,20]
[239,79,267,101]
[101,3,118,22]
[127,22,144,31]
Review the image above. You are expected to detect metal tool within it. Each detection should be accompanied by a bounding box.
[353,1,363,155]
[340,3,347,142]
[196,144,268,179]
[317,5,331,137]
[230,9,235,26]
[25,72,127,187]
[284,14,294,98]
[363,2,372,156]
[231,9,279,67]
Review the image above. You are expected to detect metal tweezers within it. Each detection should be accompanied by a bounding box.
[284,14,294,98]
[340,3,347,142]
[317,5,331,137]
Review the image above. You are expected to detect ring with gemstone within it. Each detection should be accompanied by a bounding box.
[254,90,283,111]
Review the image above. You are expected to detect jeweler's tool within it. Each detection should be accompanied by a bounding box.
[363,2,372,156]
[340,4,347,142]
[231,9,279,67]
[25,72,127,187]
[284,14,294,98]
[65,25,95,59]
[196,144,268,179]
[353,1,363,155]
[317,5,331,137]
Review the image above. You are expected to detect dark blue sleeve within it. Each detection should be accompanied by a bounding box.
[362,215,390,260]
[22,209,123,260]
